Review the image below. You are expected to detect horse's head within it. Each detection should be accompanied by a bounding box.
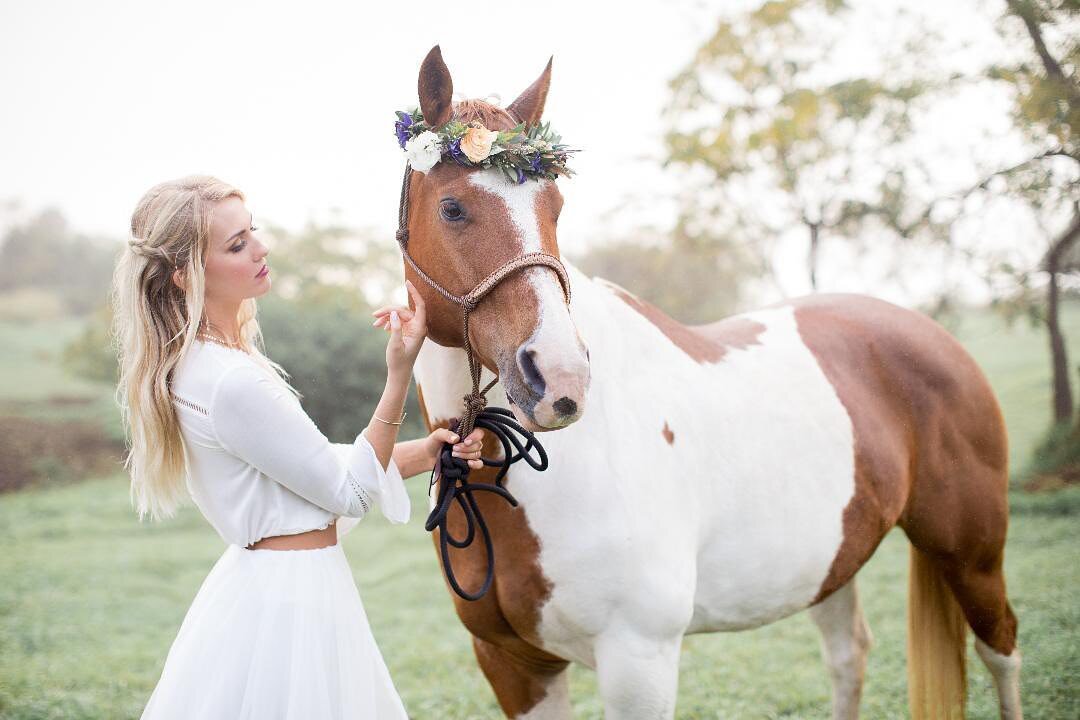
[402,46,590,432]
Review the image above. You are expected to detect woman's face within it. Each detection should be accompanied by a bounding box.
[199,196,271,304]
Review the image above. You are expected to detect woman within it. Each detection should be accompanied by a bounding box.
[111,175,484,719]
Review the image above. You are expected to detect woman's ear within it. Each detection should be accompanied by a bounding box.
[171,267,185,291]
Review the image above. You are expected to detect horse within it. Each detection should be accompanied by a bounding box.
[402,47,1023,720]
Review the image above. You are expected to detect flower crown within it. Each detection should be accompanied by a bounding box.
[394,108,577,184]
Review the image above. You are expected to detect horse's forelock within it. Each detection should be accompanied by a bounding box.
[452,99,519,131]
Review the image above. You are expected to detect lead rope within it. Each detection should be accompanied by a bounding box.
[394,164,570,600]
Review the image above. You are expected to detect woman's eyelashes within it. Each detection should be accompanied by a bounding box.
[229,226,259,253]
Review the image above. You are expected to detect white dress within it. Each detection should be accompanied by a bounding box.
[140,339,411,719]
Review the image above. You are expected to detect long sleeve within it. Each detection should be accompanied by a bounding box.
[208,363,411,524]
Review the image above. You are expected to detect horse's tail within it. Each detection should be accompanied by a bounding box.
[907,545,968,719]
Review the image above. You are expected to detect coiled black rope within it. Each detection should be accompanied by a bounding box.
[425,407,549,601]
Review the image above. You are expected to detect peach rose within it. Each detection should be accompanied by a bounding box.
[459,125,499,163]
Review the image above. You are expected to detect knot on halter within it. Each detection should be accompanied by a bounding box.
[463,393,488,414]
[395,228,409,244]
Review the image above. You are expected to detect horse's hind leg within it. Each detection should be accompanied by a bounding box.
[902,462,1022,719]
[940,559,1023,720]
[472,636,571,719]
[809,580,873,720]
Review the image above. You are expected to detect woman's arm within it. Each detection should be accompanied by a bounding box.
[368,280,484,479]
[392,437,436,479]
[362,368,411,472]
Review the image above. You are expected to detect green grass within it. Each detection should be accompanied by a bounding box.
[1,476,1076,719]
[1,303,1078,718]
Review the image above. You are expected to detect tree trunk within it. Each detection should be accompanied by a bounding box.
[808,221,821,291]
[1046,264,1073,423]
[1044,212,1080,424]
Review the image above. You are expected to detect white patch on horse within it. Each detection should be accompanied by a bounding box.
[506,275,856,664]
[468,170,582,378]
[975,638,1023,719]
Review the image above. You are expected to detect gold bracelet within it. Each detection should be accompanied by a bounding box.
[373,410,407,426]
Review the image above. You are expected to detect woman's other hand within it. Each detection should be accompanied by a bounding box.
[425,427,485,470]
[373,280,428,376]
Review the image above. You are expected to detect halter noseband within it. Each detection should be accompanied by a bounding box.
[394,163,571,601]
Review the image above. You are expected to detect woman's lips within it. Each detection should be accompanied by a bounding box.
[255,264,269,278]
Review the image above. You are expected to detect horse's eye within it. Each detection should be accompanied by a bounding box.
[439,199,465,222]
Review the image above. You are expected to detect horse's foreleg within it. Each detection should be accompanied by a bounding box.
[594,631,682,720]
[472,636,571,719]
[809,580,873,720]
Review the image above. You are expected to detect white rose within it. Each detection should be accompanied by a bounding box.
[405,131,442,173]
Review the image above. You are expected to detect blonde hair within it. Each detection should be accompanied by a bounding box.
[110,175,299,521]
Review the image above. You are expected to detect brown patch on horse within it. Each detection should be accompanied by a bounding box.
[416,382,564,715]
[662,421,675,445]
[795,295,1016,655]
[601,280,765,364]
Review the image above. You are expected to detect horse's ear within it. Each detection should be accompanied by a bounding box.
[507,57,552,128]
[418,45,453,127]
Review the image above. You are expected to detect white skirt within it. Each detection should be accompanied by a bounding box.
[140,543,409,719]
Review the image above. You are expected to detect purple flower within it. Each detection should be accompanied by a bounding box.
[515,167,527,184]
[394,112,413,149]
[530,152,543,173]
[448,138,469,165]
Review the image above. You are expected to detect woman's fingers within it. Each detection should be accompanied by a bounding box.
[406,280,427,326]
[451,428,483,461]
[388,310,401,338]
[372,306,414,317]
[372,307,414,323]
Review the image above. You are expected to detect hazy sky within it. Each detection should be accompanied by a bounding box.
[0,0,1044,307]
[0,0,718,254]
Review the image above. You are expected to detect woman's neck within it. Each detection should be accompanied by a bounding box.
[201,299,242,343]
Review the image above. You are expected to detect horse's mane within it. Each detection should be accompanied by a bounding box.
[452,98,519,131]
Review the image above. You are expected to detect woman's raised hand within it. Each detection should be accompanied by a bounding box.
[372,280,428,376]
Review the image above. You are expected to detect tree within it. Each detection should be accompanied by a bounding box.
[665,0,946,295]
[987,0,1080,424]
[0,208,116,315]
[570,218,763,323]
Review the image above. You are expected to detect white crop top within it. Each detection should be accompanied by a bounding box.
[168,339,410,547]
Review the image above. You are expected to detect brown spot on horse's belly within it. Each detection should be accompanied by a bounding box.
[603,280,765,364]
[662,420,675,445]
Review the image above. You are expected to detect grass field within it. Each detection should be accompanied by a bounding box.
[0,302,1078,718]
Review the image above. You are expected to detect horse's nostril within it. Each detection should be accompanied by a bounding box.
[517,347,546,397]
[553,396,577,417]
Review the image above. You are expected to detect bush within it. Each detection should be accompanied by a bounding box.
[1022,418,1080,489]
